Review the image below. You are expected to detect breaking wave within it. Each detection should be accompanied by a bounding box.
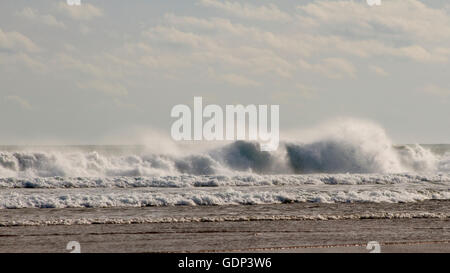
[1,173,449,189]
[1,184,449,208]
[0,119,448,177]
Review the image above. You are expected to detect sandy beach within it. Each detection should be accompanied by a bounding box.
[1,201,448,253]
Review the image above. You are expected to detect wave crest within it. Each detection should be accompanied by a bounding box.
[0,119,448,177]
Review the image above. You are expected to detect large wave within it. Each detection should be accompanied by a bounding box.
[0,119,448,177]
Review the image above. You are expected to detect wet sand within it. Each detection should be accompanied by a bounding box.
[0,201,449,253]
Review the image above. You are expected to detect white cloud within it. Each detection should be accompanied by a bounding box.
[163,13,253,35]
[6,0,449,104]
[79,24,91,35]
[214,71,261,87]
[17,7,66,29]
[299,58,356,79]
[397,45,447,63]
[53,53,105,78]
[16,1,448,98]
[77,80,128,97]
[51,52,131,97]
[297,0,450,42]
[369,65,388,77]
[295,0,450,63]
[199,0,291,22]
[153,10,450,89]
[270,83,317,104]
[143,22,296,79]
[57,3,103,21]
[144,25,218,50]
[4,96,32,110]
[0,28,39,52]
[423,84,450,97]
[296,83,317,98]
[0,52,46,72]
[112,98,142,112]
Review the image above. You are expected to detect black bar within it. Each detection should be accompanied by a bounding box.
[1,253,446,272]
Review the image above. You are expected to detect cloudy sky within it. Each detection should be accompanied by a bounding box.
[1,0,449,144]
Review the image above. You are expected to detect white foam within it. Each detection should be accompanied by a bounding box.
[1,184,449,209]
[0,173,449,189]
[1,211,448,227]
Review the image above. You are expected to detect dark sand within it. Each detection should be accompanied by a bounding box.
[0,201,449,253]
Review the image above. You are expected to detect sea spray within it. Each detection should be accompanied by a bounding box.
[0,119,448,177]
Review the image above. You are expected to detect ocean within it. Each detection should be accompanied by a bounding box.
[0,141,449,211]
[0,139,449,252]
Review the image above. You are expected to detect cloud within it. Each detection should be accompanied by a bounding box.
[50,52,131,98]
[163,13,254,35]
[144,25,218,50]
[6,0,448,107]
[270,83,317,104]
[423,84,450,97]
[4,96,32,110]
[199,0,291,22]
[144,15,300,75]
[369,65,388,76]
[0,28,39,52]
[397,45,448,63]
[0,52,46,72]
[16,7,66,29]
[297,0,450,42]
[295,0,450,63]
[77,80,128,96]
[299,58,356,79]
[79,24,91,35]
[112,98,142,112]
[57,2,103,21]
[53,53,106,78]
[215,72,261,87]
[146,9,450,91]
[143,23,297,80]
[296,83,317,98]
[14,0,447,99]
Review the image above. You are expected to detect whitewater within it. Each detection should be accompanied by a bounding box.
[0,119,449,209]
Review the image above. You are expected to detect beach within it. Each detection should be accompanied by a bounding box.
[1,201,448,253]
[0,144,449,253]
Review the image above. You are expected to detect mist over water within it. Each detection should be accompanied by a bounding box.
[0,119,448,177]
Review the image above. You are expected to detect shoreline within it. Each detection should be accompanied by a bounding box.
[0,200,449,253]
[0,218,448,253]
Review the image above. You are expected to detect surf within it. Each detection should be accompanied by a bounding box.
[0,119,448,177]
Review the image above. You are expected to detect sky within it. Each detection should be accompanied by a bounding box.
[0,0,449,144]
